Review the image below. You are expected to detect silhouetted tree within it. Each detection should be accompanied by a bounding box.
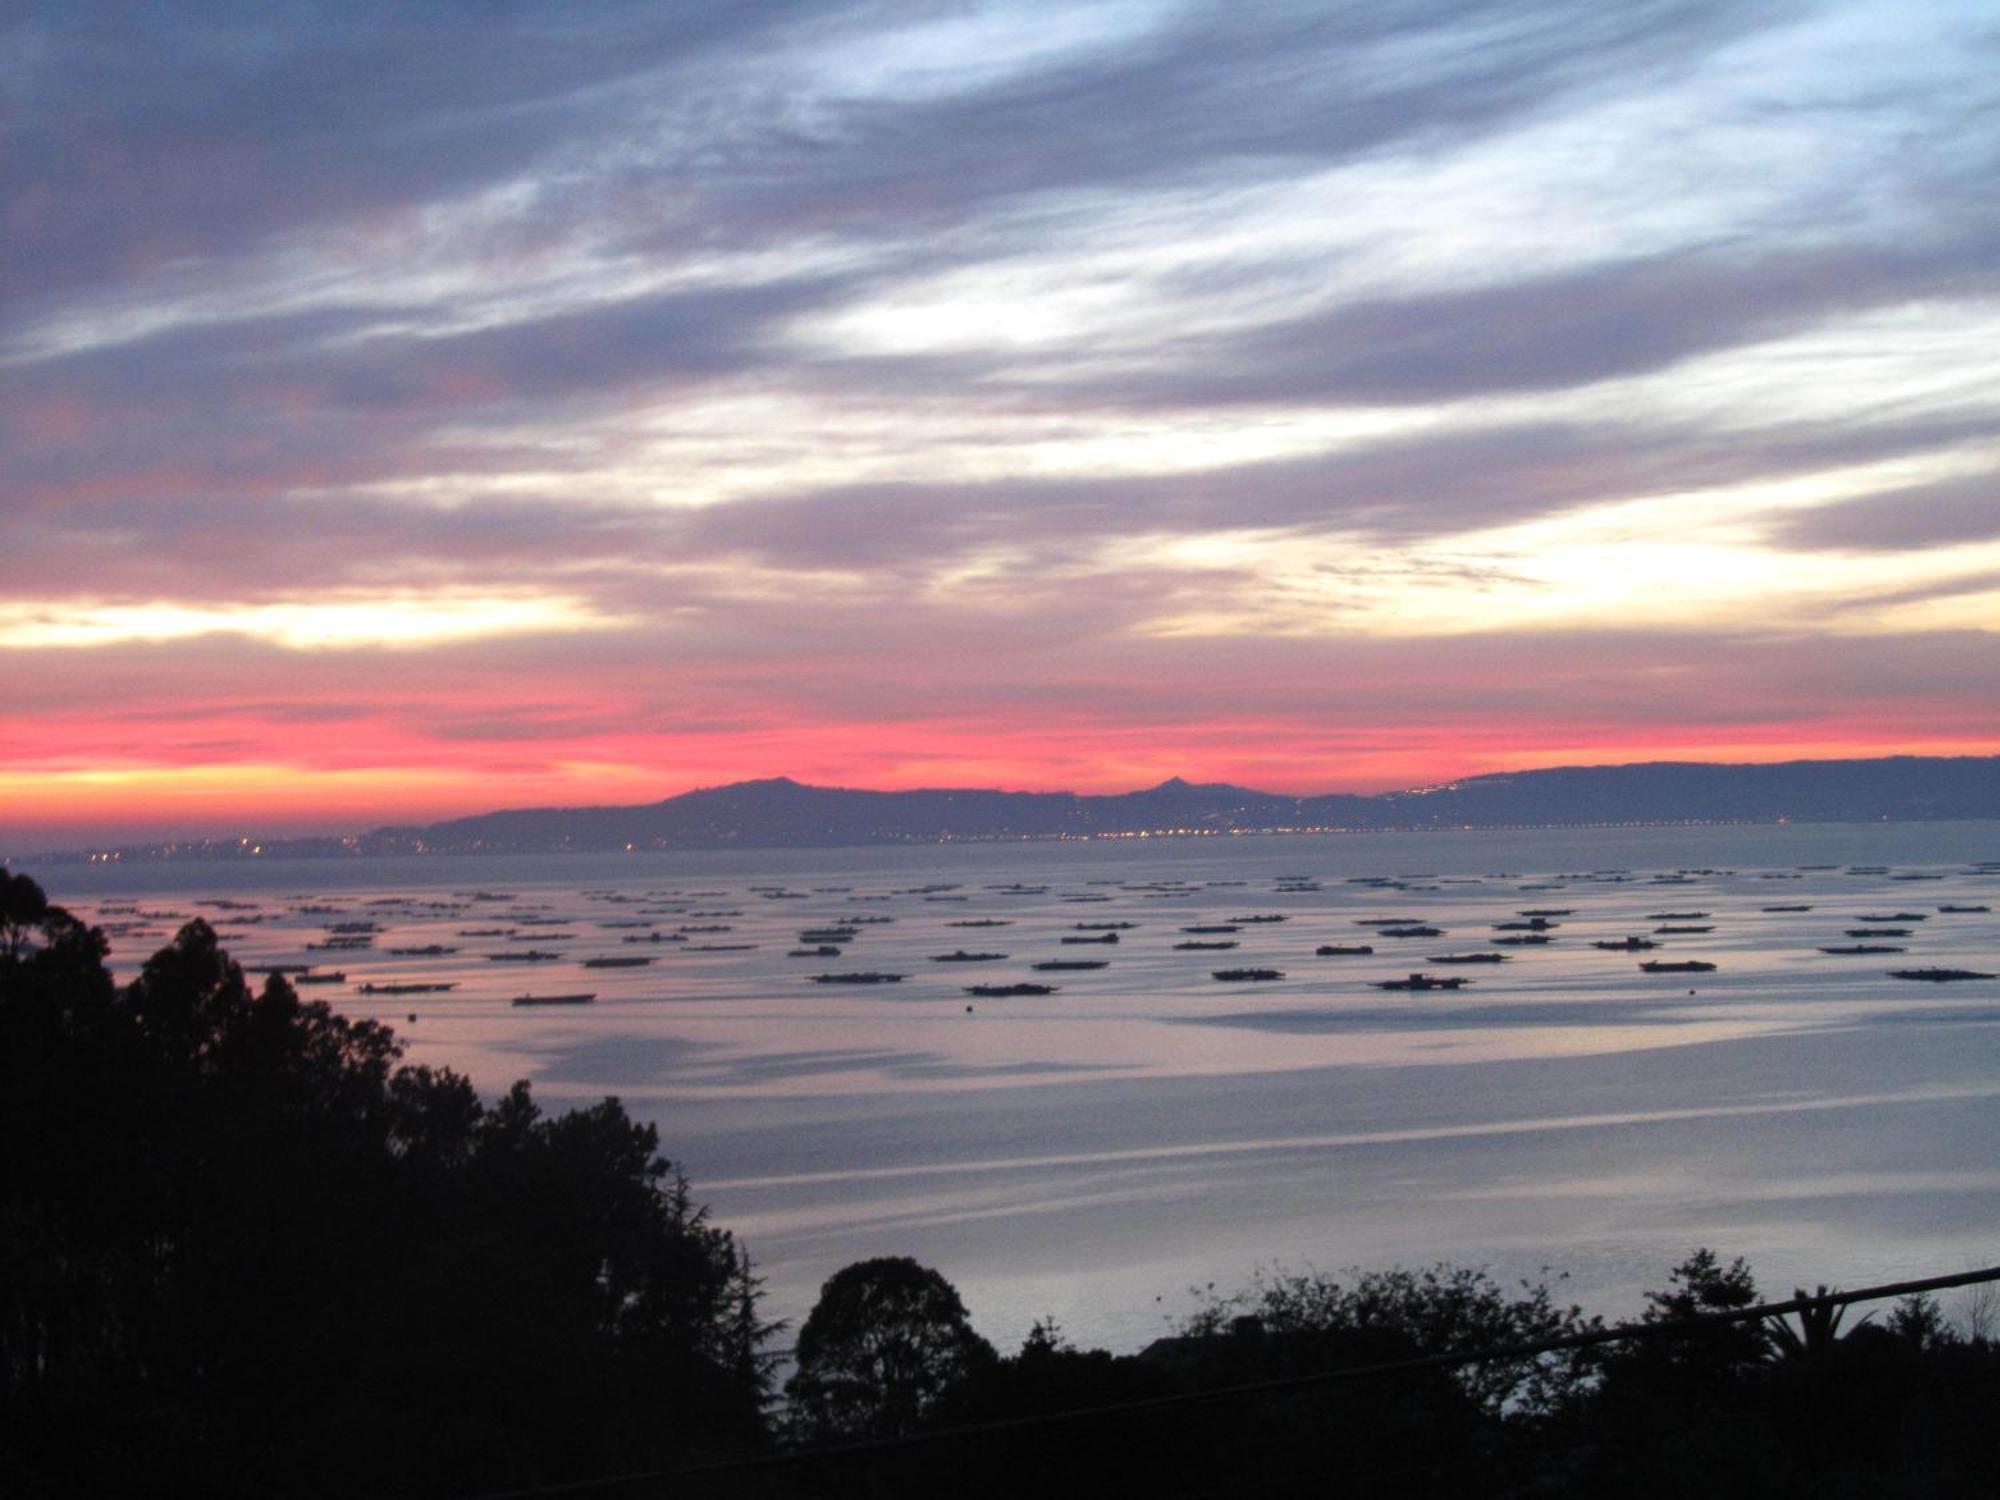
[944,1314,1167,1424]
[0,870,773,1499]
[1578,1250,1789,1495]
[1637,1248,1768,1375]
[1885,1291,1952,1352]
[1764,1283,1867,1365]
[786,1257,996,1441]
[1182,1261,1602,1419]
[1644,1248,1757,1319]
[0,868,56,958]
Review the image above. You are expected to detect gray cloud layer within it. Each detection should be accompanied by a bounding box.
[8,0,1999,799]
[12,2,1990,498]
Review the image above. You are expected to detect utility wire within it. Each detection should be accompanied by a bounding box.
[455,1262,2000,1500]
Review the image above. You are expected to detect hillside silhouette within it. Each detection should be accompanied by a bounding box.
[369,756,2000,852]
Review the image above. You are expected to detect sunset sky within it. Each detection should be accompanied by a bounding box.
[7,0,1999,848]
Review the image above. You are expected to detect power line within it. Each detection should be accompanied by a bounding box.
[454,1262,2000,1500]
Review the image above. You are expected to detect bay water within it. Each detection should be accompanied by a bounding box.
[40,821,2000,1352]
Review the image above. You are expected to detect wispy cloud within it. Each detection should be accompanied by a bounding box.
[6,0,1999,837]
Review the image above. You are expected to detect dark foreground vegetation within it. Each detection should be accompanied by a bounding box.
[5,869,1996,1497]
[1,872,771,1497]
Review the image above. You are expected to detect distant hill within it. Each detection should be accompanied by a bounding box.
[359,756,2000,855]
[367,774,1366,852]
[24,756,1999,863]
[1372,757,2000,828]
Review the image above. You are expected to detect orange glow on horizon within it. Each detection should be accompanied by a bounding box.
[9,722,1999,850]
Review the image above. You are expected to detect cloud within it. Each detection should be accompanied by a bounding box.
[1100,239,2000,408]
[0,593,621,652]
[669,0,1772,238]
[1832,570,2000,614]
[4,0,1789,350]
[4,271,850,461]
[8,0,2000,835]
[1767,471,2000,553]
[0,1,834,307]
[652,404,2000,573]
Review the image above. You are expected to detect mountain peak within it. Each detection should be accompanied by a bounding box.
[53,752,2000,863]
[1141,775,1254,797]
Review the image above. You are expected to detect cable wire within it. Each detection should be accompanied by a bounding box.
[454,1262,2000,1499]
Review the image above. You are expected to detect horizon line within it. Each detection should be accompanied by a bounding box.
[12,748,1997,862]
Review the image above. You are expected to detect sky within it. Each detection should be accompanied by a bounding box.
[6,0,1999,848]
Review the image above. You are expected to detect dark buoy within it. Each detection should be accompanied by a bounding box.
[965,1004,974,1013]
[408,1013,418,1022]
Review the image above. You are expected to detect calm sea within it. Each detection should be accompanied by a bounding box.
[39,821,2000,1352]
